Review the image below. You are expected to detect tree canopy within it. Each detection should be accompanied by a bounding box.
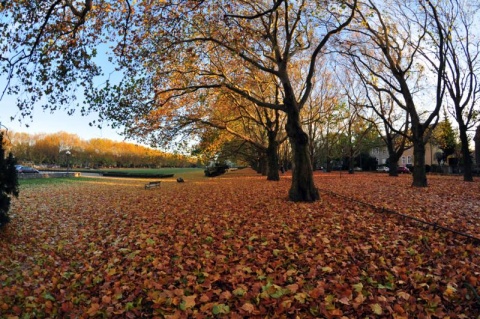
[3,130,197,168]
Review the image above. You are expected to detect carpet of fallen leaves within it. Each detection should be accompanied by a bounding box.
[316,172,480,239]
[0,169,479,319]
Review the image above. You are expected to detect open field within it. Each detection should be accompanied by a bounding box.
[83,168,205,176]
[1,169,479,318]
[38,168,206,179]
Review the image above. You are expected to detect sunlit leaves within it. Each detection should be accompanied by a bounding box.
[7,131,196,168]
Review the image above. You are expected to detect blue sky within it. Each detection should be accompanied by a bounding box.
[1,95,127,142]
[0,41,129,142]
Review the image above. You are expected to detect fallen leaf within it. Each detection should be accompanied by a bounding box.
[241,302,255,313]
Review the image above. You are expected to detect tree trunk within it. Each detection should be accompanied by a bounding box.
[259,156,267,176]
[252,154,264,174]
[412,141,428,187]
[388,156,399,177]
[326,156,332,172]
[266,132,280,181]
[348,151,354,174]
[285,107,319,202]
[459,125,473,182]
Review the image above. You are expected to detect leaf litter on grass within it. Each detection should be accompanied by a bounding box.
[0,169,479,318]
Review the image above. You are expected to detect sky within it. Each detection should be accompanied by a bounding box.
[1,97,128,142]
[0,41,129,143]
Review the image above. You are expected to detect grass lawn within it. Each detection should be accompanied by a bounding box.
[76,167,205,177]
[18,177,94,187]
[1,169,479,318]
[18,168,206,187]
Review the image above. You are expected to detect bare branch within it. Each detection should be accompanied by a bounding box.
[300,0,358,108]
[225,0,284,20]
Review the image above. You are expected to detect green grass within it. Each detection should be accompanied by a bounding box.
[79,167,204,175]
[19,177,93,187]
[18,168,206,187]
[101,168,205,179]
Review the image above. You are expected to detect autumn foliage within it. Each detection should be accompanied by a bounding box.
[4,131,197,168]
[0,170,479,318]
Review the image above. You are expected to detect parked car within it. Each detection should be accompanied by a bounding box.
[376,166,389,172]
[397,166,410,174]
[15,165,40,174]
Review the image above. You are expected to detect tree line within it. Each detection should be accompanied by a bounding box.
[1,0,479,201]
[2,131,197,169]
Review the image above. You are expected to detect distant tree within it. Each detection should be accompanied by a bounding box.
[365,91,410,177]
[338,67,376,174]
[0,132,19,227]
[302,62,342,172]
[7,131,196,168]
[343,0,446,186]
[427,0,480,181]
[214,137,263,170]
[431,111,458,164]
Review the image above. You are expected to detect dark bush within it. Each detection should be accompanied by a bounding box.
[0,132,19,228]
[204,164,229,177]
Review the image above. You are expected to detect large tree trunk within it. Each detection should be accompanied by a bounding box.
[459,125,473,182]
[285,108,319,202]
[266,132,280,181]
[388,154,399,177]
[412,141,428,187]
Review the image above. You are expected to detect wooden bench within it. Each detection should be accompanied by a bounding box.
[144,181,161,190]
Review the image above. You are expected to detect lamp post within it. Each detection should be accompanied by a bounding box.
[66,150,71,175]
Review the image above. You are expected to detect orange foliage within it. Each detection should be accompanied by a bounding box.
[0,170,478,317]
[6,131,196,168]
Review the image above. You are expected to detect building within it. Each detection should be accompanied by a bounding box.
[370,141,442,167]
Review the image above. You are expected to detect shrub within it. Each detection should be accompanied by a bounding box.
[0,132,19,227]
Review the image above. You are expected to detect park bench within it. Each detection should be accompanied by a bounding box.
[144,181,161,190]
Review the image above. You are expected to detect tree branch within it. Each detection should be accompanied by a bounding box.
[224,0,284,20]
[300,0,358,108]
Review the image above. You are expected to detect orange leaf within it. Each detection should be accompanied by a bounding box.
[61,302,73,313]
[241,302,255,313]
[87,303,100,316]
[102,295,112,304]
[393,303,405,314]
[182,295,197,309]
[219,290,232,300]
[45,300,53,309]
[287,283,299,293]
[352,293,365,309]
[309,287,324,299]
